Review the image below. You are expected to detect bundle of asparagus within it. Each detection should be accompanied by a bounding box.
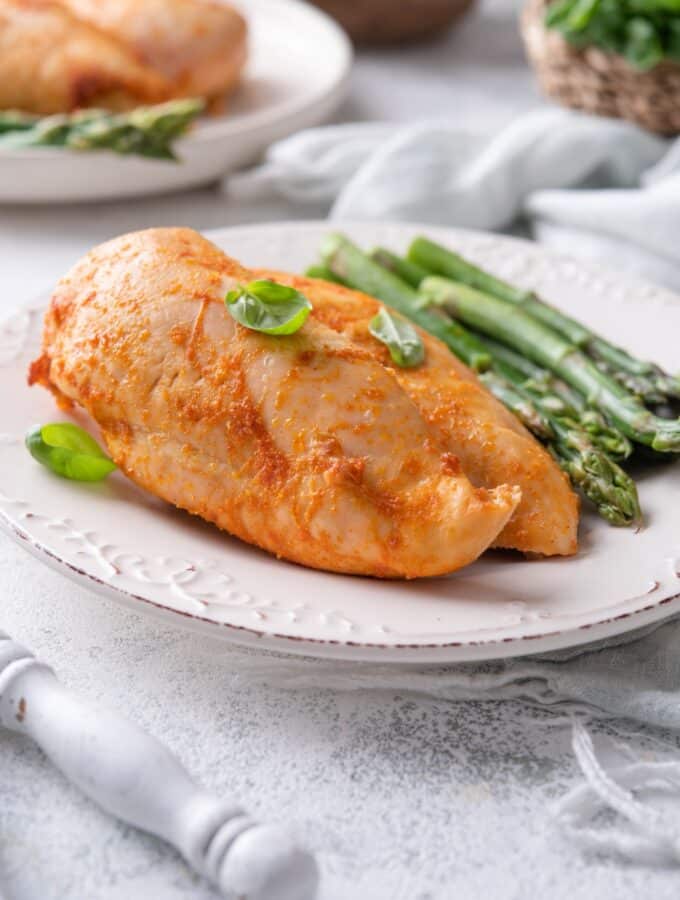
[309,233,680,526]
[0,99,204,159]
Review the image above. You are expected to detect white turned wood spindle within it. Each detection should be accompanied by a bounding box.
[0,631,318,900]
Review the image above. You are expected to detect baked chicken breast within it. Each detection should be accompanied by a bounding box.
[60,0,247,105]
[258,273,580,557]
[0,0,170,114]
[29,228,522,579]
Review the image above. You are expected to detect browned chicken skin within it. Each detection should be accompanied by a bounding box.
[256,272,580,557]
[0,0,170,113]
[29,228,525,579]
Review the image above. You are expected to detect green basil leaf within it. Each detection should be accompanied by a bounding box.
[369,307,425,368]
[26,423,117,481]
[225,279,312,335]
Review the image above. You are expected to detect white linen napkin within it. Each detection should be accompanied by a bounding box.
[215,617,680,732]
[229,108,680,291]
[211,615,680,867]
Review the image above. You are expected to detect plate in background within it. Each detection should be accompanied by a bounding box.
[0,0,351,203]
[1,221,679,661]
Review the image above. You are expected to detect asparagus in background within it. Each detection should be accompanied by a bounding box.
[409,236,680,405]
[0,111,37,135]
[0,99,205,159]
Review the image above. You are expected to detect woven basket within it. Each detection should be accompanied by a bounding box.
[522,0,680,135]
[310,0,476,45]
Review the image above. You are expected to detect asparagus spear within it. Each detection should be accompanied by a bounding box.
[420,276,680,452]
[0,99,204,159]
[477,366,640,524]
[552,442,642,528]
[476,337,633,461]
[304,265,347,285]
[410,236,536,303]
[592,356,667,406]
[591,349,680,403]
[474,335,552,385]
[479,371,555,439]
[320,234,492,372]
[409,236,680,401]
[370,248,428,289]
[498,350,637,449]
[487,356,641,526]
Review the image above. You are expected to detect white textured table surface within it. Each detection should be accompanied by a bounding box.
[2,3,680,898]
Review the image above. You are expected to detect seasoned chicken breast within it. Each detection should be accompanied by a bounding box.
[0,0,170,114]
[256,272,580,557]
[29,228,521,579]
[60,0,247,104]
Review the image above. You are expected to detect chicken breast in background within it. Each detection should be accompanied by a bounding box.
[0,0,170,114]
[61,0,247,106]
[29,228,521,580]
[256,272,580,557]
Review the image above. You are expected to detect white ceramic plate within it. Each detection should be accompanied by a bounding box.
[0,0,351,203]
[2,221,680,662]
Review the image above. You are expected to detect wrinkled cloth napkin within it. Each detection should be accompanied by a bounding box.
[213,616,680,866]
[229,107,680,865]
[230,107,680,291]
